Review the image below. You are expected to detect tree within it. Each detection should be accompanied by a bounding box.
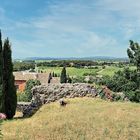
[127,40,140,71]
[3,38,17,119]
[67,75,72,83]
[0,30,5,113]
[25,79,41,101]
[52,72,55,77]
[60,67,67,83]
[48,73,52,83]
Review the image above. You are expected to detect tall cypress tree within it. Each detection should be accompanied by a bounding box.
[60,67,67,83]
[0,30,5,113]
[3,38,17,119]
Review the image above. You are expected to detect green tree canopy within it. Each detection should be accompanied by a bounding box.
[127,40,140,71]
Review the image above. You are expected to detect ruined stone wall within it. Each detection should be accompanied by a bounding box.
[17,83,98,117]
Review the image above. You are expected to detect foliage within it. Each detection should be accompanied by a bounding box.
[36,59,129,68]
[13,61,35,71]
[125,90,140,103]
[67,75,72,83]
[83,72,96,76]
[48,73,52,83]
[24,79,41,101]
[127,40,140,71]
[3,38,17,119]
[60,67,67,83]
[112,93,125,101]
[17,91,29,102]
[99,67,140,102]
[72,76,85,83]
[37,60,99,68]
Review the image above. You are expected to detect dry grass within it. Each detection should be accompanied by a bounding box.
[1,98,140,140]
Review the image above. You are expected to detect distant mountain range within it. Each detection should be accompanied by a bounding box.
[19,56,128,61]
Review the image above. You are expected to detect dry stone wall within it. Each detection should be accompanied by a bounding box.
[32,83,98,104]
[18,83,98,117]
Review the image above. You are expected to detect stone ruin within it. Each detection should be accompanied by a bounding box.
[17,83,98,117]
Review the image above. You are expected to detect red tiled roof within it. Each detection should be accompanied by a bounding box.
[13,72,49,85]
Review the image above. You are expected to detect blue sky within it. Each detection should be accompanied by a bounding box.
[0,0,140,58]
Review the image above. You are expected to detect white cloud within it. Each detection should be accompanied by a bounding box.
[1,0,140,58]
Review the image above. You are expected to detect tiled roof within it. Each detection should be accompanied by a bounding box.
[13,72,49,85]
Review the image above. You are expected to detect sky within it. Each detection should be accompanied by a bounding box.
[0,0,140,58]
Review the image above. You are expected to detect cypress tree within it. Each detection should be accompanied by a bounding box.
[60,67,67,83]
[3,38,17,119]
[0,30,5,113]
[48,72,52,83]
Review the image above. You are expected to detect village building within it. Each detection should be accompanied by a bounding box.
[14,72,60,92]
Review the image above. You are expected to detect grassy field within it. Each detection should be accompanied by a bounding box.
[39,66,136,77]
[97,66,123,77]
[39,66,100,77]
[98,66,136,77]
[2,98,140,140]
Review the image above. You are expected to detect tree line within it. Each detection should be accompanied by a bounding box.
[36,60,129,68]
[0,30,17,119]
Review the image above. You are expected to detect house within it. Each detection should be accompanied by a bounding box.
[14,72,50,92]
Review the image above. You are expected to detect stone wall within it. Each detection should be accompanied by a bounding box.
[32,83,97,104]
[18,83,98,117]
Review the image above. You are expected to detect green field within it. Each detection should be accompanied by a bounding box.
[97,66,123,77]
[98,66,136,77]
[38,66,136,77]
[39,66,100,77]
[2,98,140,140]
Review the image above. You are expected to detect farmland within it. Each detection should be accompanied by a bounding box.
[38,66,133,77]
[38,66,100,77]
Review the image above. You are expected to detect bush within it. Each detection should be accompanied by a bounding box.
[83,73,96,76]
[72,76,85,83]
[112,93,125,101]
[125,90,140,102]
[24,79,41,101]
[17,91,29,102]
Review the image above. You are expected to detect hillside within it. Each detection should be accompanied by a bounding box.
[2,98,140,140]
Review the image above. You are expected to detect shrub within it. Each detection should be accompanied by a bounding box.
[72,76,85,83]
[17,91,29,102]
[125,90,140,102]
[24,79,41,101]
[112,93,125,101]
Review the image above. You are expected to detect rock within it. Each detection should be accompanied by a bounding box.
[59,99,67,106]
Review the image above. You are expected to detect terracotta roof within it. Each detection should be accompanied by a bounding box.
[37,73,50,85]
[13,72,49,85]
